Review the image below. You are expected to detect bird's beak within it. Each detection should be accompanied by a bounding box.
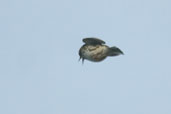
[79,56,84,65]
[82,58,84,65]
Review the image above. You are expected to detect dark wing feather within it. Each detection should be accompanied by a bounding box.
[83,38,105,45]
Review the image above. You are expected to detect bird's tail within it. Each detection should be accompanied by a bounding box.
[107,46,124,56]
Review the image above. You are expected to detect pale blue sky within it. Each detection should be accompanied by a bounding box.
[0,0,171,114]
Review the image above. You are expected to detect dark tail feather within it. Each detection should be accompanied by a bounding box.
[108,46,124,56]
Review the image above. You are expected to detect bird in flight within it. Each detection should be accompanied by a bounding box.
[79,37,124,64]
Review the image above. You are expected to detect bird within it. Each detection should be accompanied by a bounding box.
[79,37,124,64]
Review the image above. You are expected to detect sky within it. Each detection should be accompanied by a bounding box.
[0,0,171,114]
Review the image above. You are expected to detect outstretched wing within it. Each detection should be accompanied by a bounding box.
[83,37,105,45]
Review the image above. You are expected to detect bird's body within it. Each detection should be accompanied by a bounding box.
[79,37,123,64]
[79,44,108,62]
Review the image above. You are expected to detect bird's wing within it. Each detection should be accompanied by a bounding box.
[83,38,105,45]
